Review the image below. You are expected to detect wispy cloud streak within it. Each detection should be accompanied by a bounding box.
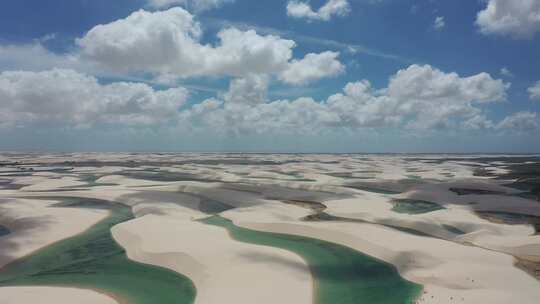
[204,18,413,63]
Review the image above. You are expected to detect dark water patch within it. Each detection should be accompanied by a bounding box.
[405,168,426,173]
[303,213,436,238]
[441,225,466,235]
[303,212,346,222]
[235,172,316,182]
[119,170,219,183]
[221,182,350,203]
[0,225,10,237]
[0,162,21,167]
[202,216,422,304]
[263,170,317,182]
[40,158,335,168]
[391,199,445,215]
[44,197,116,210]
[449,188,505,196]
[128,184,166,188]
[220,183,265,195]
[9,167,74,174]
[504,178,540,201]
[26,188,90,193]
[496,162,540,180]
[77,174,117,187]
[388,226,435,238]
[325,171,380,179]
[0,197,196,304]
[282,199,327,212]
[0,180,25,190]
[475,211,540,234]
[473,167,497,177]
[197,196,234,214]
[0,173,33,177]
[408,156,540,165]
[514,191,540,201]
[491,163,540,201]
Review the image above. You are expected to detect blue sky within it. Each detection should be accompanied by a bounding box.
[0,0,539,152]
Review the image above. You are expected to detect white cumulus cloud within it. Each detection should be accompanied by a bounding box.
[476,0,540,39]
[528,81,540,100]
[0,69,188,128]
[181,64,515,134]
[223,74,269,105]
[147,0,234,12]
[433,16,445,30]
[500,67,514,77]
[496,111,540,131]
[279,51,345,85]
[76,8,342,84]
[286,0,350,21]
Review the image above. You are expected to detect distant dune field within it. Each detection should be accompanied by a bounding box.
[0,153,539,304]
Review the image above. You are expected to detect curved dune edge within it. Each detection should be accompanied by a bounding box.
[0,197,110,269]
[221,202,540,304]
[111,214,313,304]
[0,286,118,304]
[321,191,539,258]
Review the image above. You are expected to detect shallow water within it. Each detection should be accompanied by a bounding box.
[0,197,196,304]
[0,225,10,237]
[392,199,445,215]
[202,216,422,304]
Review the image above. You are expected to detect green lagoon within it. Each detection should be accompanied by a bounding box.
[0,197,196,304]
[203,216,422,304]
[391,199,445,215]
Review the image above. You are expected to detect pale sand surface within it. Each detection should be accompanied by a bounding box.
[222,202,540,304]
[0,197,109,268]
[111,214,313,304]
[1,153,539,303]
[0,197,114,304]
[0,286,118,304]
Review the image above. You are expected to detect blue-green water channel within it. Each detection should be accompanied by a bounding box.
[0,197,196,304]
[202,216,422,304]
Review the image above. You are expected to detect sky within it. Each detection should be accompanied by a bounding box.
[0,0,539,153]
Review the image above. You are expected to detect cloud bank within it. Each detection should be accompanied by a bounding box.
[182,64,527,134]
[476,0,540,39]
[76,8,343,85]
[1,64,526,135]
[0,69,188,128]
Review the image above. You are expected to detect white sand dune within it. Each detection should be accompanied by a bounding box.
[1,153,539,304]
[222,201,540,304]
[0,197,109,268]
[111,214,313,304]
